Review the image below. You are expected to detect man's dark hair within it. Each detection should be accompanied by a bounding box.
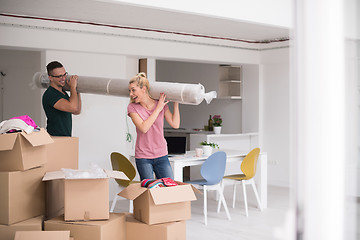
[46,61,63,76]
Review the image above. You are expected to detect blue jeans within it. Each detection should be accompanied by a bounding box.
[135,155,174,180]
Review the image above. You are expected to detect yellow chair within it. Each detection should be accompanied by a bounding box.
[109,152,139,213]
[219,148,263,216]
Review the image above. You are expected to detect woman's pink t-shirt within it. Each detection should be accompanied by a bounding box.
[127,101,169,159]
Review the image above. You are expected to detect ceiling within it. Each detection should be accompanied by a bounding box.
[0,0,289,42]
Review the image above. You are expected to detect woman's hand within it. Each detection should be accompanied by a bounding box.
[156,93,169,110]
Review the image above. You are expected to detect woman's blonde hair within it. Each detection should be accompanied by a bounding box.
[129,72,151,103]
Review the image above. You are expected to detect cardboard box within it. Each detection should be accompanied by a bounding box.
[0,128,54,171]
[0,216,43,240]
[45,136,79,172]
[44,213,126,240]
[14,230,70,240]
[0,166,45,225]
[42,169,128,221]
[44,136,79,220]
[119,182,198,225]
[126,214,186,240]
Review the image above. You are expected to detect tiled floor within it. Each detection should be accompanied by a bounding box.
[113,185,291,240]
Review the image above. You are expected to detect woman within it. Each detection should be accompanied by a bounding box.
[128,72,180,180]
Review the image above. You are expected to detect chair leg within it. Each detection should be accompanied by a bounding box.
[242,181,248,216]
[110,193,119,213]
[250,179,263,211]
[217,194,221,213]
[218,185,231,221]
[232,182,237,208]
[217,181,224,213]
[203,185,208,226]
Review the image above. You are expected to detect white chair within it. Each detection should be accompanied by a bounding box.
[186,151,231,225]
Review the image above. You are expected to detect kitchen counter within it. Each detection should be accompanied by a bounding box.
[163,127,213,134]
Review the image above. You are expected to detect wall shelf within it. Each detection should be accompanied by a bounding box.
[218,65,242,99]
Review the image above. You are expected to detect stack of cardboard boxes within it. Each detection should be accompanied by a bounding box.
[0,129,53,240]
[0,128,199,240]
[43,135,127,240]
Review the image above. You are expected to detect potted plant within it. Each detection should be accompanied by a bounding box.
[212,115,222,134]
[200,141,219,156]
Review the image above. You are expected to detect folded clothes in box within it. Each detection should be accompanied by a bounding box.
[0,128,53,171]
[119,181,200,225]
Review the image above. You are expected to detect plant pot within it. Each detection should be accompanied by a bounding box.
[213,126,222,134]
[202,145,213,156]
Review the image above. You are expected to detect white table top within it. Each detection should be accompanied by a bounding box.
[168,149,249,162]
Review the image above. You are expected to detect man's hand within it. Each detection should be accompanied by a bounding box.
[67,75,78,90]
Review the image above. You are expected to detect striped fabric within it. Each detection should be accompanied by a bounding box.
[141,178,178,189]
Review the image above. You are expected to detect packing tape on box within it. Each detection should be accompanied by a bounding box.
[32,72,217,105]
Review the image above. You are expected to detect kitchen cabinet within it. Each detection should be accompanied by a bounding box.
[218,65,242,99]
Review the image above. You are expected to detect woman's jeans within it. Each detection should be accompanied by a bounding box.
[135,155,174,180]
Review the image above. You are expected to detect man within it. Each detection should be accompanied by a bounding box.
[42,61,81,136]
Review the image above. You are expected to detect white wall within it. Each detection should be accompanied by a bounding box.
[260,48,290,187]
[242,64,260,133]
[0,49,42,123]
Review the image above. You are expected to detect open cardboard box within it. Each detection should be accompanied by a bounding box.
[14,231,70,240]
[0,128,54,171]
[119,181,200,225]
[42,169,128,221]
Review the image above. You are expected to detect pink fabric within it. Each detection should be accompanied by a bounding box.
[10,115,38,128]
[128,101,169,159]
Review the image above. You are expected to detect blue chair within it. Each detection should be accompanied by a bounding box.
[186,151,231,225]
